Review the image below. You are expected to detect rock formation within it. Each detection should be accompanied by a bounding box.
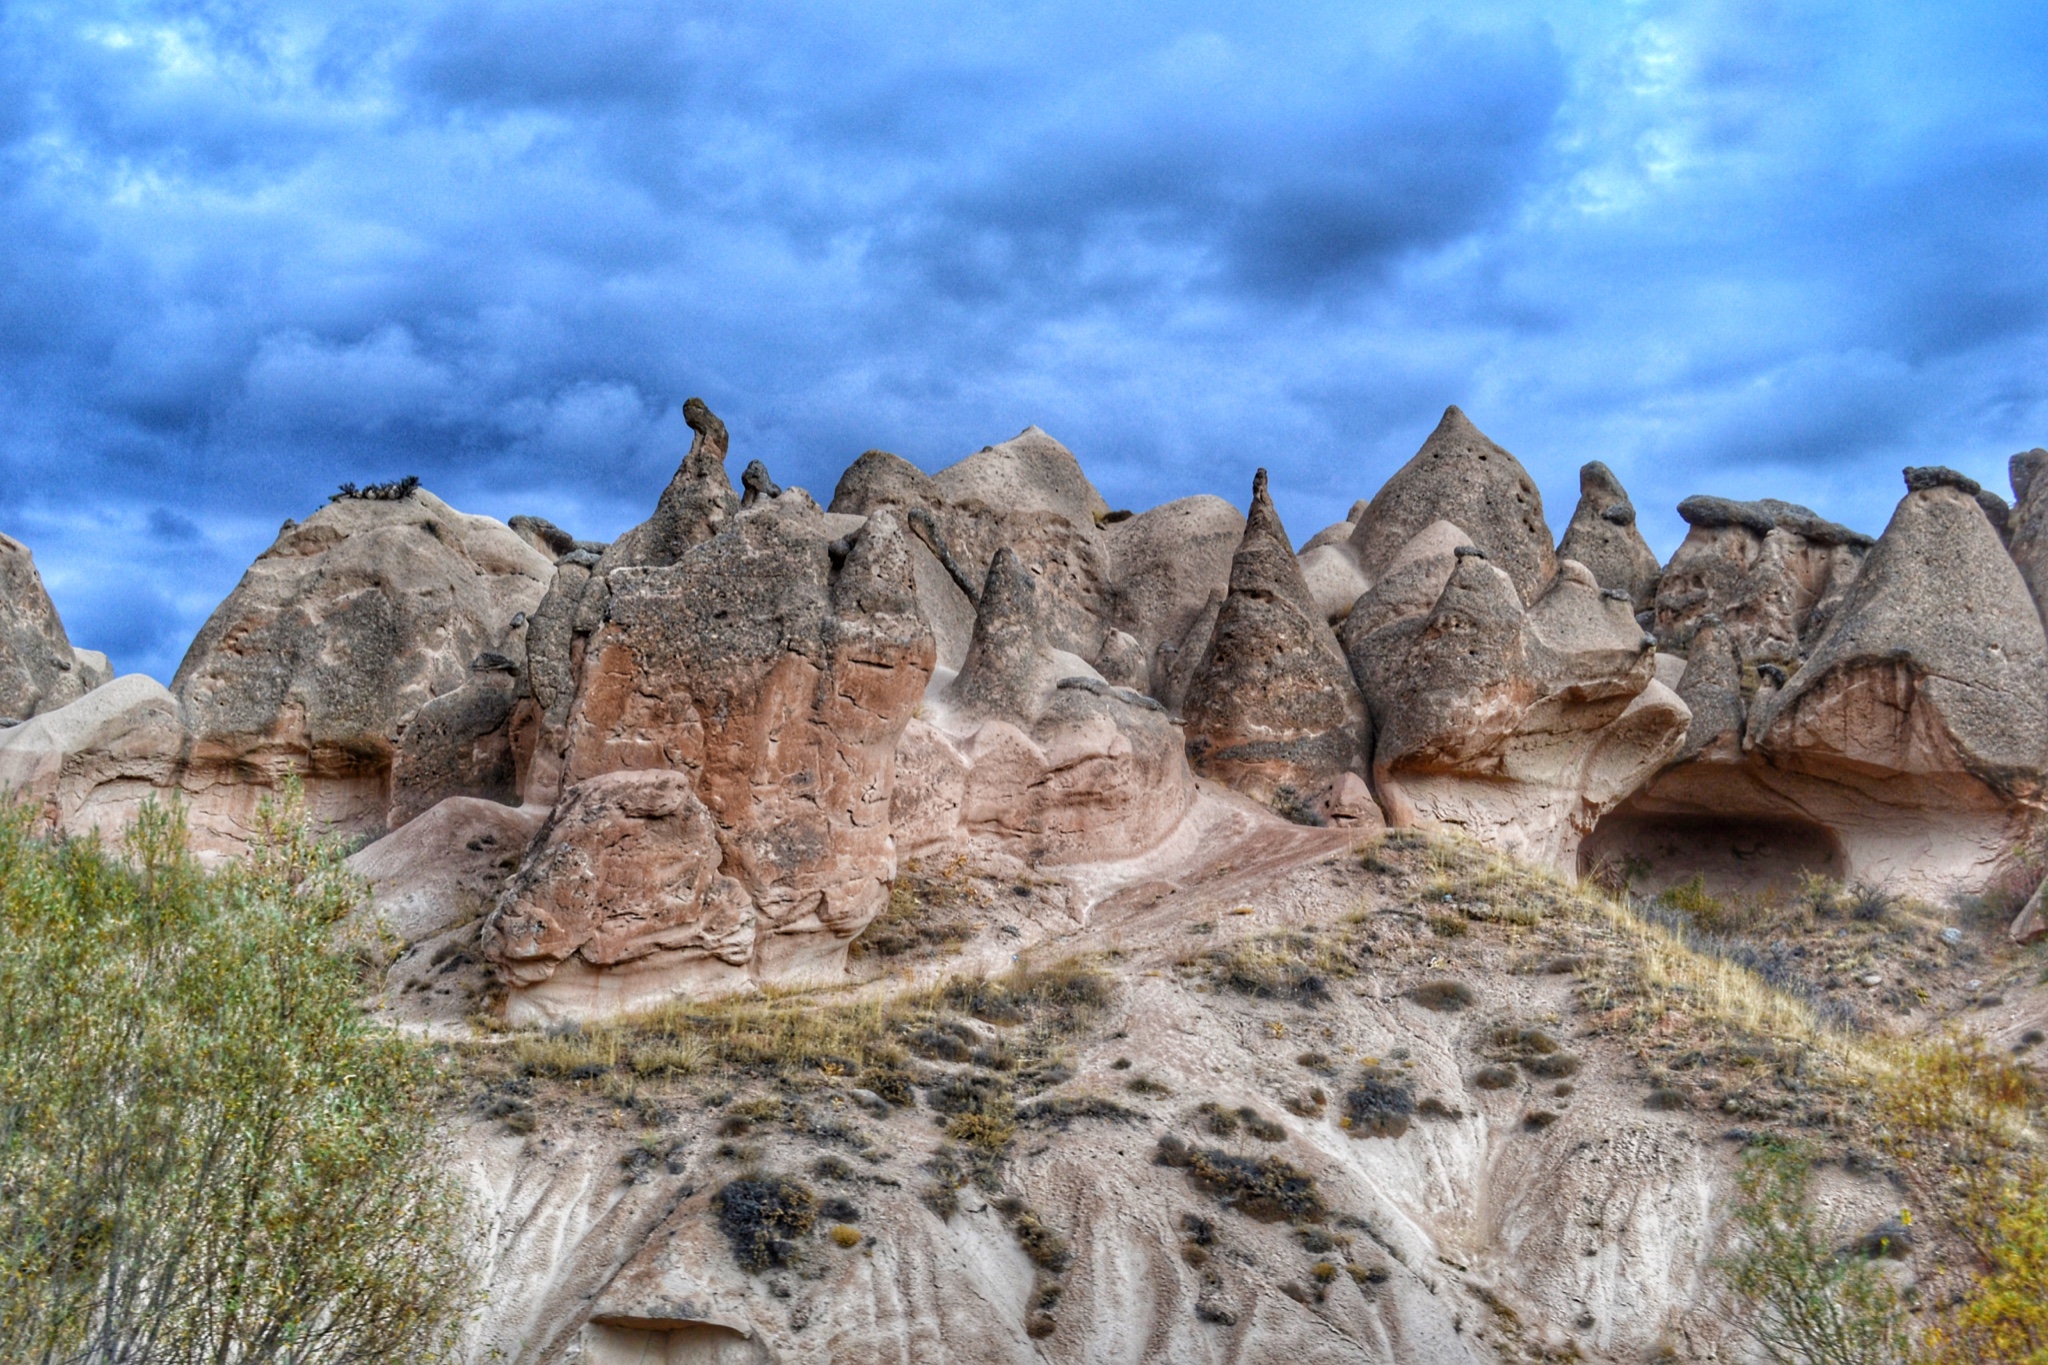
[1589,468,2048,895]
[171,486,551,847]
[1556,461,1661,608]
[1652,494,1871,660]
[1099,495,1243,708]
[0,531,97,723]
[1349,540,1688,865]
[894,546,1198,866]
[1181,471,1375,823]
[0,673,189,842]
[1348,406,1558,607]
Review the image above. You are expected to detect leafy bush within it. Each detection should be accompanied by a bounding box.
[0,796,469,1364]
[1721,1143,1910,1365]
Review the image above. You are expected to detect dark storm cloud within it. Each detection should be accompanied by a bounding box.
[4,0,2048,679]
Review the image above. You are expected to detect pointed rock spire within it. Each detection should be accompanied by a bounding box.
[1348,406,1556,605]
[1557,461,1662,608]
[1181,469,1374,818]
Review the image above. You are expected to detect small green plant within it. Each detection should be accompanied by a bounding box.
[1721,1142,1911,1365]
[0,793,469,1363]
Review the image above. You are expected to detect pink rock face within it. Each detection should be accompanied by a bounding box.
[486,770,755,986]
[484,500,936,1007]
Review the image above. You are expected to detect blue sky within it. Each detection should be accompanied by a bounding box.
[5,1,2048,680]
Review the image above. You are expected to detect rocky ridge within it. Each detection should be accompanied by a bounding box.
[6,400,2048,1362]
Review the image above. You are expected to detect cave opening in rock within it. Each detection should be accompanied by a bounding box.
[1578,806,1848,897]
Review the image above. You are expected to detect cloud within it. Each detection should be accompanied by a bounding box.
[3,0,2048,681]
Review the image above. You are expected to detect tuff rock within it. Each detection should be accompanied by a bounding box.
[1181,471,1375,823]
[0,531,96,723]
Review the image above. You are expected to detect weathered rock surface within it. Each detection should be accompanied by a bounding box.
[1347,406,1557,606]
[0,531,93,723]
[487,496,936,1018]
[171,487,551,847]
[1556,461,1662,607]
[831,429,1173,690]
[1182,471,1374,821]
[485,770,757,1015]
[2005,446,2048,630]
[1100,494,1242,698]
[595,397,740,571]
[1350,548,1688,865]
[897,547,1199,865]
[1652,494,1871,660]
[0,674,189,842]
[348,796,546,946]
[1593,470,2048,895]
[388,652,524,827]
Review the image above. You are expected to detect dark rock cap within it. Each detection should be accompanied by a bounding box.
[1902,465,1980,496]
[1674,495,1873,549]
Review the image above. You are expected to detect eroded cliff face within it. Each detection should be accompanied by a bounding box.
[14,396,2048,1363]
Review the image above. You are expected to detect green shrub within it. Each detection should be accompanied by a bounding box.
[1722,1143,1911,1365]
[0,794,469,1364]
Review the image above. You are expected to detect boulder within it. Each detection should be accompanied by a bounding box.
[1348,407,1557,606]
[1594,470,2048,896]
[1350,548,1687,866]
[1182,470,1376,822]
[1556,462,1662,607]
[1653,495,1871,661]
[0,531,91,723]
[347,795,546,946]
[171,486,551,848]
[0,674,189,844]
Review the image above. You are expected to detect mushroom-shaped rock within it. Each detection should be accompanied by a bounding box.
[1350,549,1685,867]
[1348,407,1557,606]
[1595,471,2048,897]
[171,487,552,850]
[596,397,739,572]
[1653,495,1871,660]
[896,542,1197,864]
[0,531,93,723]
[1101,494,1242,696]
[1557,462,1662,607]
[1181,470,1376,823]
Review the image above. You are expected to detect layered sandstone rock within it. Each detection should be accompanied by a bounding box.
[1556,461,1662,608]
[1349,544,1688,866]
[895,547,1198,865]
[171,487,551,846]
[1181,471,1375,822]
[485,495,936,1019]
[1652,494,1871,660]
[0,531,94,723]
[1591,469,2048,895]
